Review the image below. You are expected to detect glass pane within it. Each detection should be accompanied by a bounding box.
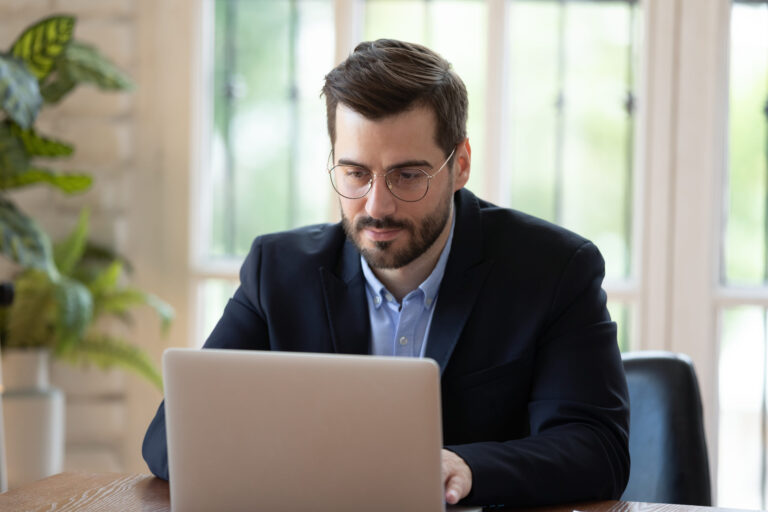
[606,300,634,352]
[196,278,240,347]
[724,2,768,286]
[508,1,640,280]
[718,306,766,509]
[209,0,334,260]
[364,0,488,193]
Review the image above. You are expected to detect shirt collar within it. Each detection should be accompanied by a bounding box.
[361,208,456,310]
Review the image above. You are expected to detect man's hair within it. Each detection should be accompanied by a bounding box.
[322,39,468,157]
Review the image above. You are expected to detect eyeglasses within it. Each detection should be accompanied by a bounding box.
[328,147,456,202]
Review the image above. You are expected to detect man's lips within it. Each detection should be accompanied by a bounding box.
[363,228,402,242]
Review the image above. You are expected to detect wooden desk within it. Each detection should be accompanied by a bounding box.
[0,472,755,512]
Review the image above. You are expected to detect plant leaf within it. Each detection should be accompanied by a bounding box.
[0,123,88,194]
[9,121,73,157]
[10,15,75,81]
[61,333,162,390]
[0,54,42,129]
[96,288,174,335]
[56,42,133,91]
[54,208,89,275]
[88,259,121,294]
[6,269,56,348]
[0,120,30,176]
[0,167,92,194]
[52,275,93,352]
[0,195,55,273]
[40,70,75,104]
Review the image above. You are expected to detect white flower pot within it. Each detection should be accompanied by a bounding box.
[1,348,65,489]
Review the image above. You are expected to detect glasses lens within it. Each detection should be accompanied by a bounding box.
[330,165,372,199]
[387,168,429,201]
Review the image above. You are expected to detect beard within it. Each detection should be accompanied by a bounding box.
[341,191,453,270]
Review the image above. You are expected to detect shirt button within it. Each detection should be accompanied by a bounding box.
[386,293,395,302]
[399,336,408,346]
[374,296,381,305]
[425,297,433,306]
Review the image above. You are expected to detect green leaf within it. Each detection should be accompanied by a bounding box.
[96,288,174,335]
[0,123,88,194]
[88,259,122,295]
[0,196,55,273]
[0,54,42,128]
[9,122,73,157]
[0,168,92,194]
[10,15,75,81]
[6,269,56,348]
[40,70,75,104]
[0,120,30,176]
[54,208,89,275]
[61,333,163,390]
[55,42,133,92]
[52,275,93,352]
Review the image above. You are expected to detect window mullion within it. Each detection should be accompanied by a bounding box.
[222,0,238,255]
[483,0,510,205]
[553,0,566,225]
[333,0,362,65]
[623,0,638,280]
[288,0,300,228]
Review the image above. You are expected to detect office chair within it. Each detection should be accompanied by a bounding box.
[620,351,711,505]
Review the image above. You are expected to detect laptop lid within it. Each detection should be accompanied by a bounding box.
[163,348,445,512]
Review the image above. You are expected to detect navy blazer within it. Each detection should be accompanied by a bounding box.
[143,188,630,507]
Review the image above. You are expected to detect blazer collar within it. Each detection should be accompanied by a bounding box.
[319,189,492,370]
[319,237,370,355]
[424,189,493,374]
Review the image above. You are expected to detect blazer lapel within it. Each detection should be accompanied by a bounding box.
[425,189,493,374]
[319,237,370,355]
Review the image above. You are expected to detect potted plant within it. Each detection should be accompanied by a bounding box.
[0,14,172,488]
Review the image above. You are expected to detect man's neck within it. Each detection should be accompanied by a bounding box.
[371,207,454,302]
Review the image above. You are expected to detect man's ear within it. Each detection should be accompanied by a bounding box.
[453,138,471,192]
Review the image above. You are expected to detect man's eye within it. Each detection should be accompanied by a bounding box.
[394,169,423,181]
[345,168,370,180]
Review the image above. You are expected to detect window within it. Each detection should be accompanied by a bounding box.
[718,1,768,507]
[195,0,335,340]
[197,0,641,350]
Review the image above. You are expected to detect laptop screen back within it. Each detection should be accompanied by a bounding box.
[163,348,445,512]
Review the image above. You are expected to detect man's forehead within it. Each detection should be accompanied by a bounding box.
[333,103,441,155]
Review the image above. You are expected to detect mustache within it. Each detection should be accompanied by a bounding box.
[355,216,410,231]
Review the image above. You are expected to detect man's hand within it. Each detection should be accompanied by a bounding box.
[442,449,472,504]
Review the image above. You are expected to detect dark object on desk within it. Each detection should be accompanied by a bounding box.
[621,351,711,506]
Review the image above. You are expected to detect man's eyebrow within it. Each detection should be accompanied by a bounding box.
[335,158,434,170]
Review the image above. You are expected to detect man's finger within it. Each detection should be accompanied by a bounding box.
[445,474,466,505]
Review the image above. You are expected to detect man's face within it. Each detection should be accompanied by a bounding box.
[333,104,468,270]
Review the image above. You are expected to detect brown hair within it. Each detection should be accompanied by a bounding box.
[322,39,468,158]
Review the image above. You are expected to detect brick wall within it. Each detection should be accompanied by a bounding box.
[0,0,140,474]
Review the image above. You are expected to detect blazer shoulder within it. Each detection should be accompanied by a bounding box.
[248,222,347,265]
[478,201,594,257]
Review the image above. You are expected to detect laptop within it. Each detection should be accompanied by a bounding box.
[163,348,449,512]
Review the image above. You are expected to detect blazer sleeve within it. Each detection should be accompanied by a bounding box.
[445,241,630,507]
[142,239,271,480]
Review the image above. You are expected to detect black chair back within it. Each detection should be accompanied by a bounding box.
[621,351,711,505]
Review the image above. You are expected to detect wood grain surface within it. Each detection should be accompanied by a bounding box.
[0,472,760,512]
[0,472,169,512]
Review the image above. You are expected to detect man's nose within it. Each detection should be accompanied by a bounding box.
[364,175,397,219]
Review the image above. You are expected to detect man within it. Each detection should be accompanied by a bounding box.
[143,39,630,507]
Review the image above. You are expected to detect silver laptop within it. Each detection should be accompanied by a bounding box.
[163,348,446,512]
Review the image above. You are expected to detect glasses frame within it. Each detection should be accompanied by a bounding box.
[327,147,457,202]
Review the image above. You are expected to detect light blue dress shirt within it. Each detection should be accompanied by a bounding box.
[361,211,456,358]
